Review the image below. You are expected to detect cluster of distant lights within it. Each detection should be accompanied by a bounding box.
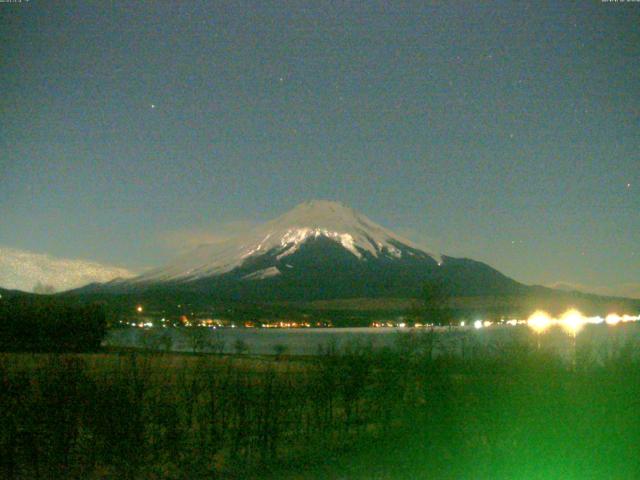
[469,309,640,336]
[130,304,639,333]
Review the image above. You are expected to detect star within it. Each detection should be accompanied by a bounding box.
[150,104,156,109]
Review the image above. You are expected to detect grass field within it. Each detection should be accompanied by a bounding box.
[1,332,640,479]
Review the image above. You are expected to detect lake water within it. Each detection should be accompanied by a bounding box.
[104,323,640,361]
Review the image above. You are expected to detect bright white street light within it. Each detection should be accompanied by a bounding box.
[560,309,584,337]
[605,313,621,326]
[527,310,552,334]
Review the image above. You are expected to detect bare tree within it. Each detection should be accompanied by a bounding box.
[422,280,454,326]
[233,339,249,355]
[182,327,211,354]
[273,343,288,360]
[211,329,226,354]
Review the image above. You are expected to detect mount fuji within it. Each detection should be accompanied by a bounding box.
[82,201,525,301]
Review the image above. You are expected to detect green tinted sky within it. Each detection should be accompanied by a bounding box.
[1,1,638,295]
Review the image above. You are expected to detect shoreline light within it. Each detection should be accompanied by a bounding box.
[527,310,552,334]
[605,313,621,326]
[560,309,585,336]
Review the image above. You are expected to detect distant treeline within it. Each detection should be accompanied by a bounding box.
[0,298,106,352]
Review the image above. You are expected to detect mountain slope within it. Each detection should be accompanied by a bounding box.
[135,200,442,284]
[86,200,524,301]
[0,246,135,293]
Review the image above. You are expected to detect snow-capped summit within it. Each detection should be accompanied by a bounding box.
[135,200,441,284]
[89,200,522,300]
[249,200,440,261]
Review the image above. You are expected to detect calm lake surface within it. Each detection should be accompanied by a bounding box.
[105,323,640,360]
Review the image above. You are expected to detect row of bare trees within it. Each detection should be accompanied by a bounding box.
[2,329,640,478]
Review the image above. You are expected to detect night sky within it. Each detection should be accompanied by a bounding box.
[1,1,638,296]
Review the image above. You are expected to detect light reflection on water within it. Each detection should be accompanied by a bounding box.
[105,323,640,361]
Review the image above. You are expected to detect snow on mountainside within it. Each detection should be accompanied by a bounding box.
[134,200,442,284]
[0,246,135,293]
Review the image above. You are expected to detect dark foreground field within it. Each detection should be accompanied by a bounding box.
[1,333,640,479]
